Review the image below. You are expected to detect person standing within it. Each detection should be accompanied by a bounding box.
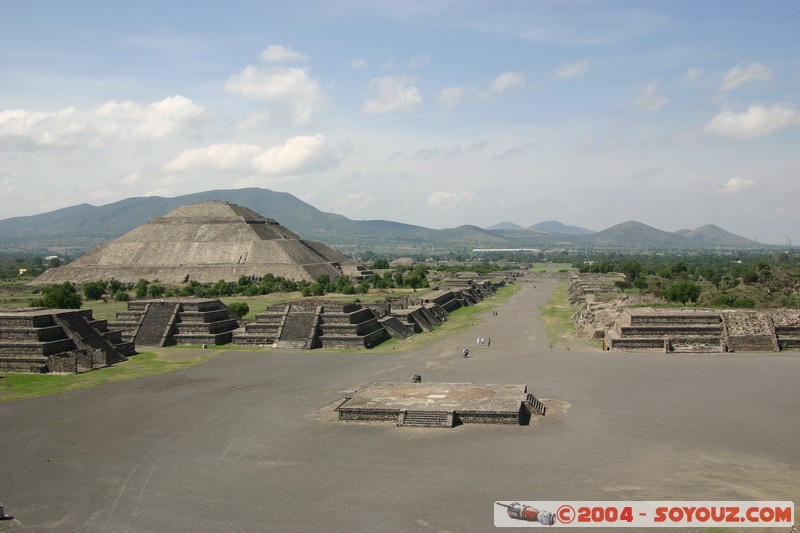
[463,347,469,358]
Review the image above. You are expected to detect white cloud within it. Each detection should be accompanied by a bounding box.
[225,65,327,125]
[362,76,422,115]
[632,80,669,111]
[258,44,308,64]
[438,86,489,108]
[629,166,666,180]
[413,141,488,160]
[705,105,798,139]
[681,67,703,82]
[425,191,479,210]
[407,53,431,69]
[350,58,367,68]
[552,58,589,80]
[490,71,526,93]
[0,95,204,148]
[719,61,772,92]
[715,177,759,195]
[164,143,263,172]
[0,177,14,197]
[492,142,539,160]
[339,192,376,210]
[252,134,344,175]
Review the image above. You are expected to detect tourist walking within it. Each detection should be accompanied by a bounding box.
[463,347,469,358]
[487,337,491,347]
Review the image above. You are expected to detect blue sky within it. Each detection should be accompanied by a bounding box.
[1,1,799,245]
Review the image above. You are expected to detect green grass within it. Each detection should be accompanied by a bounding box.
[539,281,599,350]
[0,349,219,403]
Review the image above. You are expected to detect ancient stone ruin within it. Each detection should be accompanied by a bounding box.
[569,274,800,353]
[233,300,389,349]
[109,298,241,347]
[230,281,497,350]
[337,382,546,428]
[0,308,134,373]
[31,201,366,285]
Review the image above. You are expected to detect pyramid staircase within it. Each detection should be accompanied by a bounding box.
[134,303,179,347]
[604,309,724,352]
[233,305,285,345]
[379,316,413,339]
[397,410,454,428]
[53,312,129,367]
[720,310,779,352]
[0,309,132,373]
[110,299,240,347]
[275,305,320,349]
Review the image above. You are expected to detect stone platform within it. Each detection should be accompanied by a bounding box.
[337,381,541,427]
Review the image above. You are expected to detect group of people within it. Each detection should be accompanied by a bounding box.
[463,307,500,358]
[463,336,491,357]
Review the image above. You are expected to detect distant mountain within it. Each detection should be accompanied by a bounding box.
[485,221,523,230]
[678,224,760,248]
[579,221,687,249]
[0,188,772,255]
[531,220,595,236]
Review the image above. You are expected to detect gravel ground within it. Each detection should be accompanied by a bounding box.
[1,278,798,532]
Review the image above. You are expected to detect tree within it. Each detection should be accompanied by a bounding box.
[83,281,105,300]
[371,258,390,269]
[664,281,701,305]
[135,279,150,298]
[228,302,249,318]
[619,261,642,282]
[633,277,648,294]
[148,283,165,298]
[30,282,82,309]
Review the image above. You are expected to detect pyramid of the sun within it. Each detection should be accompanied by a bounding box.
[32,201,351,285]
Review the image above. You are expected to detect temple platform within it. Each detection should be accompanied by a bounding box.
[337,381,543,427]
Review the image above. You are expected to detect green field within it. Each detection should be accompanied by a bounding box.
[538,281,600,350]
[0,349,218,403]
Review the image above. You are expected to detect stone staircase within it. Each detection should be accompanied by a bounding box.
[275,306,319,349]
[135,303,178,347]
[111,299,241,347]
[774,323,800,350]
[1,309,132,373]
[397,410,454,428]
[605,309,724,352]
[172,301,240,346]
[524,393,547,416]
[379,316,413,339]
[233,306,284,345]
[236,301,390,349]
[53,311,128,367]
[721,311,778,352]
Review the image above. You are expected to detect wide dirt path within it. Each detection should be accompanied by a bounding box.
[1,277,798,532]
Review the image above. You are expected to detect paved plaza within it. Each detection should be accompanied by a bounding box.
[1,278,798,532]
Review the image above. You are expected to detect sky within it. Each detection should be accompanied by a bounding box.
[1,1,799,245]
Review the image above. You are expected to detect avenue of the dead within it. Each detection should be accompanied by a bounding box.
[1,277,798,532]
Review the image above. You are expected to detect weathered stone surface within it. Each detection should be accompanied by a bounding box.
[0,308,132,373]
[570,274,800,353]
[31,201,357,285]
[337,382,539,427]
[108,298,241,347]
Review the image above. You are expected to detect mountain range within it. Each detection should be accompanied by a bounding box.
[0,187,769,256]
